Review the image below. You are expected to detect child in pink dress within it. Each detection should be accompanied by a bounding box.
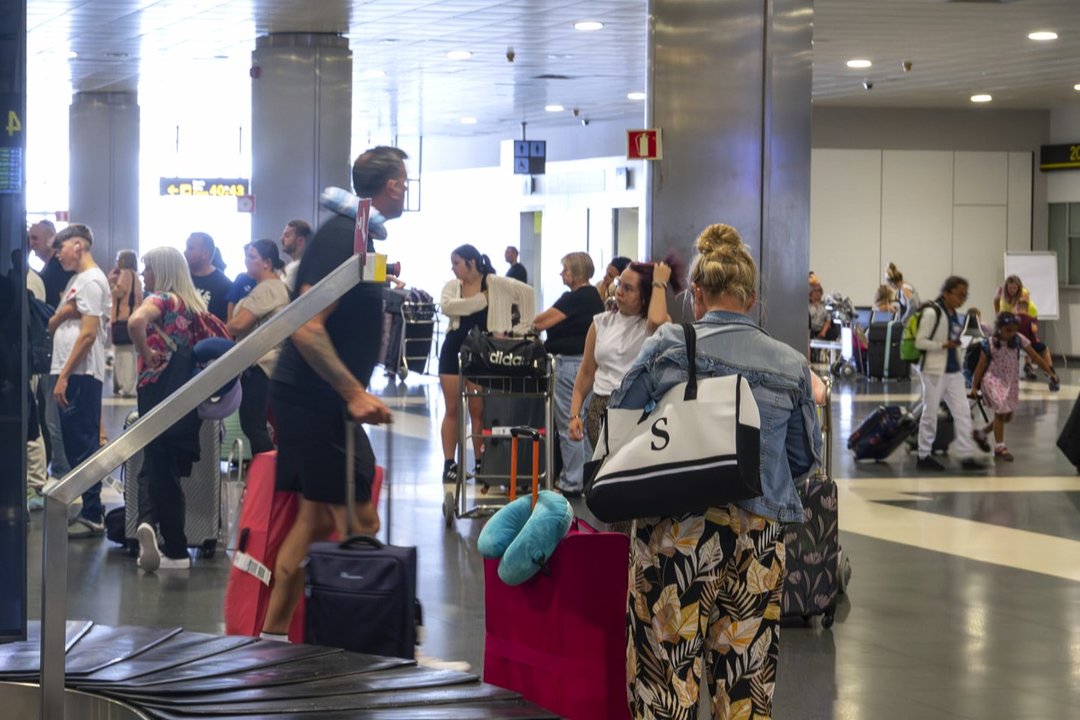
[969,312,1059,461]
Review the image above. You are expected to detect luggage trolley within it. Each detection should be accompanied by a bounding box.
[443,352,555,528]
[399,296,438,378]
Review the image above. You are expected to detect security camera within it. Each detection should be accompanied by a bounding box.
[580,118,590,126]
[862,80,873,90]
[506,47,515,63]
[571,108,581,117]
[902,60,913,73]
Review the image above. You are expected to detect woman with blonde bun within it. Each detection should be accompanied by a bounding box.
[885,262,920,320]
[610,223,821,720]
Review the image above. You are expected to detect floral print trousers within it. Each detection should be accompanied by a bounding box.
[627,504,785,720]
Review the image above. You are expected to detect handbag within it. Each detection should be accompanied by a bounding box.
[111,272,137,345]
[584,323,763,523]
[459,326,547,383]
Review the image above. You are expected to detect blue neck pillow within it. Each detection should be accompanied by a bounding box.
[477,491,574,586]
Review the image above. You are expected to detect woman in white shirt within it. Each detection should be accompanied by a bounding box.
[568,261,674,449]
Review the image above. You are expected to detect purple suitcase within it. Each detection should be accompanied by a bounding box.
[848,405,916,461]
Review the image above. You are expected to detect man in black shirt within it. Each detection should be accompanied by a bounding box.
[184,232,232,322]
[29,220,74,308]
[504,245,528,284]
[261,146,406,641]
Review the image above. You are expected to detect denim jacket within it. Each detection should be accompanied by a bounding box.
[609,311,822,523]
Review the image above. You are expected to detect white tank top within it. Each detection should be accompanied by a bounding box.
[592,310,649,396]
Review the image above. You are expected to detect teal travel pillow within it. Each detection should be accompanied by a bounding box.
[477,491,574,586]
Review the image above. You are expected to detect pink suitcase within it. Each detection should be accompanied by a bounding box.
[483,521,631,720]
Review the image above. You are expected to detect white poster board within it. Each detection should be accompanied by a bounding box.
[1003,252,1059,320]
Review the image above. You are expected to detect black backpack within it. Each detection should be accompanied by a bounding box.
[27,292,55,375]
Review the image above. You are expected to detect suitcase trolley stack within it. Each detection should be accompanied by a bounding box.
[783,375,852,628]
[383,287,438,381]
[444,337,554,529]
[117,409,224,558]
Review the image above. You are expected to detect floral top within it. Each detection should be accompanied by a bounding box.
[138,293,197,388]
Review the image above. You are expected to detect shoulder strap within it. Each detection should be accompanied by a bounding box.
[126,269,136,310]
[681,323,698,401]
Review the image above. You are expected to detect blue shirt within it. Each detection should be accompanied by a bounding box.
[227,273,256,305]
[610,311,822,523]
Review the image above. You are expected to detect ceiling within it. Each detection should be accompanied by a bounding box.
[25,0,1080,138]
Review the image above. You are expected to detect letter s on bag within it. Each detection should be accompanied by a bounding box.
[650,417,670,451]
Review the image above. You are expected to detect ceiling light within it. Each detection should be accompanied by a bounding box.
[65,50,78,59]
[545,104,564,112]
[573,21,604,32]
[971,94,993,103]
[363,69,386,79]
[627,91,646,101]
[1027,31,1058,41]
[447,50,473,60]
[846,59,872,69]
[1074,83,1080,91]
[460,116,478,125]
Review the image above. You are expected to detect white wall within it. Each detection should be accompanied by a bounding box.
[810,148,1031,315]
[1044,106,1080,356]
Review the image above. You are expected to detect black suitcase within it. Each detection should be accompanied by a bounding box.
[1057,392,1080,469]
[907,402,955,455]
[480,394,549,487]
[867,320,910,380]
[782,475,849,627]
[304,423,419,660]
[848,405,915,460]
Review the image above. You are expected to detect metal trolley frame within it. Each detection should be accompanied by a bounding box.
[443,355,556,527]
[397,299,439,379]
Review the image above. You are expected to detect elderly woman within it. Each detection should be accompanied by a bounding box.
[611,223,820,720]
[226,239,290,455]
[533,251,605,496]
[808,276,837,340]
[567,260,673,449]
[108,249,143,397]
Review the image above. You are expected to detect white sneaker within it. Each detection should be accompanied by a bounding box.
[414,648,471,673]
[135,523,161,573]
[158,554,191,570]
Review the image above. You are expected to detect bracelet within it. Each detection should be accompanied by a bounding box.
[652,280,669,289]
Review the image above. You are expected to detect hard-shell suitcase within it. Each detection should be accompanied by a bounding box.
[303,423,417,659]
[907,401,955,454]
[120,410,222,557]
[223,451,383,643]
[867,320,910,380]
[1058,392,1080,469]
[848,405,916,461]
[484,521,630,720]
[481,395,549,485]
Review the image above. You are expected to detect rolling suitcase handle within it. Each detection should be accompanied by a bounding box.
[508,426,541,508]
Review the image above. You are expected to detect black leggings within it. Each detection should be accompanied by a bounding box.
[240,366,274,455]
[142,439,188,559]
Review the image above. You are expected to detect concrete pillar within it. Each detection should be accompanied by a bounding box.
[644,0,813,352]
[69,91,140,269]
[251,33,352,245]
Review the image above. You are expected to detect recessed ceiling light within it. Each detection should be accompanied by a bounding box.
[846,59,872,69]
[573,21,604,32]
[971,94,993,103]
[1074,83,1080,92]
[363,69,386,79]
[547,54,573,60]
[544,104,564,112]
[1027,31,1058,41]
[460,116,478,125]
[627,91,646,101]
[65,50,78,59]
[447,50,473,60]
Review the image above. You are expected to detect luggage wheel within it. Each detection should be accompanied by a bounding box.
[838,551,852,595]
[125,539,139,558]
[442,491,455,529]
[821,611,835,629]
[199,540,217,559]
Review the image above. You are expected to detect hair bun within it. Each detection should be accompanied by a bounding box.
[696,223,743,256]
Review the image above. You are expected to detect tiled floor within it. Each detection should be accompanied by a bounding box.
[25,365,1080,719]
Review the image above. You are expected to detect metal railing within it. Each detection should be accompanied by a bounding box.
[38,253,366,720]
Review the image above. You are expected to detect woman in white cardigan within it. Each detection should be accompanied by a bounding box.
[438,244,534,484]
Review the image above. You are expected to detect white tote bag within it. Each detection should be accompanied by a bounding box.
[584,324,762,523]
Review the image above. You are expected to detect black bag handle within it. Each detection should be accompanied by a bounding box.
[339,534,384,550]
[681,323,699,401]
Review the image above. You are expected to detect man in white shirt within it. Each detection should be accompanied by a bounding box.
[48,224,111,537]
[280,219,312,293]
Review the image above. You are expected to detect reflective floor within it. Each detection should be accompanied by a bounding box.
[26,364,1080,720]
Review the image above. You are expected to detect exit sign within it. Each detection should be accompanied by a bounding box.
[627,129,662,160]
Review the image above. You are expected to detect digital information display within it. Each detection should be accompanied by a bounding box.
[1039,143,1080,172]
[0,146,22,194]
[160,177,250,196]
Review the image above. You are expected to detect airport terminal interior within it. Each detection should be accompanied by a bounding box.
[6,0,1080,718]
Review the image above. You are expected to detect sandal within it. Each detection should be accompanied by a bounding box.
[994,446,1014,462]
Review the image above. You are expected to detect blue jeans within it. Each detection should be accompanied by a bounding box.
[553,355,586,492]
[56,375,103,522]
